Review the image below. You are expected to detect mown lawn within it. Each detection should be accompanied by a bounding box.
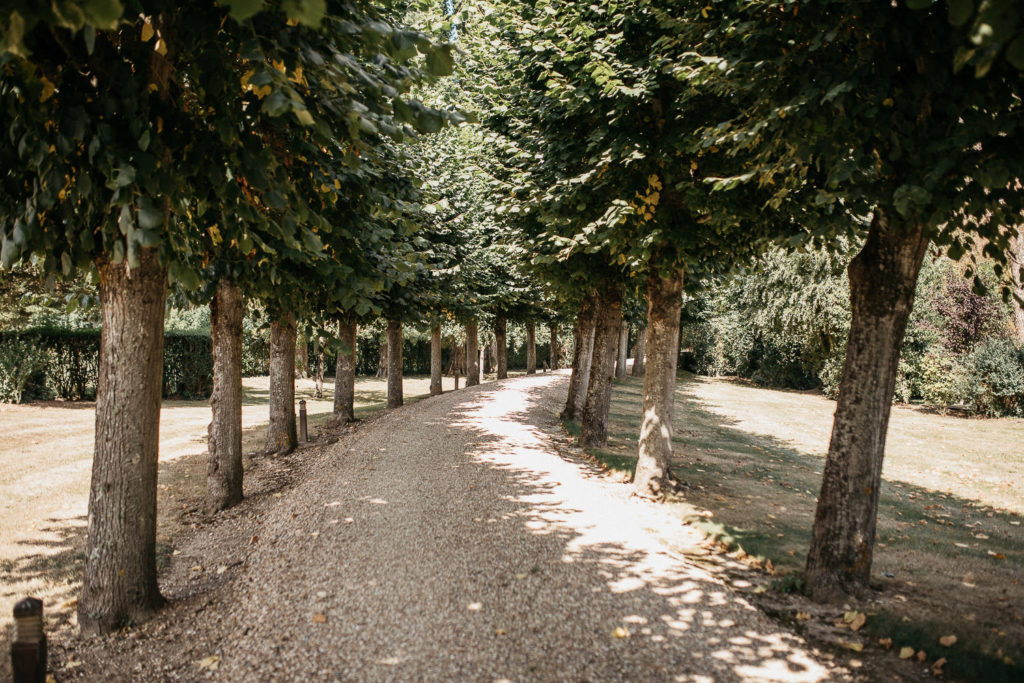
[581,372,1023,681]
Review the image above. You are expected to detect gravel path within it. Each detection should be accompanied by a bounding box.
[58,372,848,682]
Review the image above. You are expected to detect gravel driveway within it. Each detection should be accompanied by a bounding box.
[56,371,847,682]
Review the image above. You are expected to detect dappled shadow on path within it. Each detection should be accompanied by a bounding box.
[402,375,841,682]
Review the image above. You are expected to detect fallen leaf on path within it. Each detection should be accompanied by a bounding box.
[850,613,867,632]
[899,646,915,659]
[987,551,1006,560]
[312,613,327,623]
[878,638,893,650]
[326,501,341,507]
[190,565,202,572]
[838,640,863,652]
[939,635,957,647]
[916,650,927,662]
[611,627,630,638]
[932,657,947,675]
[197,655,220,670]
[795,612,810,621]
[217,565,228,575]
[494,628,507,635]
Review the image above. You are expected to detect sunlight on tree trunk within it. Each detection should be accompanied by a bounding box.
[631,325,648,376]
[80,248,167,634]
[334,318,357,422]
[430,324,443,396]
[563,293,597,421]
[806,209,930,601]
[580,286,622,447]
[633,268,684,498]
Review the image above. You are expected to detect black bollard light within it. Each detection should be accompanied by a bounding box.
[11,597,46,683]
[298,399,308,443]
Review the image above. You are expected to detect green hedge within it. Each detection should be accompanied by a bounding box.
[0,327,213,403]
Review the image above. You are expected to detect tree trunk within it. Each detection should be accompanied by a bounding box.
[79,249,167,634]
[580,286,622,447]
[525,322,537,374]
[615,320,629,378]
[466,321,480,386]
[314,336,325,398]
[483,340,493,374]
[563,293,597,421]
[805,210,930,601]
[631,325,648,376]
[430,324,443,396]
[375,339,388,378]
[207,279,244,513]
[266,313,297,455]
[633,269,684,498]
[334,318,356,422]
[549,323,560,370]
[296,327,309,379]
[495,317,508,379]
[386,320,403,408]
[1009,232,1024,345]
[453,343,463,390]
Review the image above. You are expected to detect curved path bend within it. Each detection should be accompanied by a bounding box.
[65,372,847,682]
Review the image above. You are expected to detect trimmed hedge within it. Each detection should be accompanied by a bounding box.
[0,327,212,403]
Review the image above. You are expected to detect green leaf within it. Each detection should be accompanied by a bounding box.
[222,0,264,21]
[426,45,455,77]
[948,0,974,27]
[134,229,160,248]
[81,0,124,30]
[282,0,326,27]
[1006,35,1024,70]
[137,203,163,229]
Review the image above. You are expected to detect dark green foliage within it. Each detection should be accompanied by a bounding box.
[0,328,212,401]
[962,339,1024,416]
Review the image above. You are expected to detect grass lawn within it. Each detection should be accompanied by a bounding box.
[0,373,461,640]
[580,372,1023,681]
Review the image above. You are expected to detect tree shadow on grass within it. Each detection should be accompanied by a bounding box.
[593,374,1024,682]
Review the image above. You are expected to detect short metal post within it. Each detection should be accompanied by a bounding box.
[11,597,46,683]
[298,399,308,442]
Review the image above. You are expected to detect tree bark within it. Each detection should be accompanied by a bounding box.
[483,340,493,374]
[430,324,443,396]
[633,269,684,498]
[525,322,537,374]
[1008,231,1024,345]
[207,279,244,513]
[386,320,403,408]
[466,321,480,386]
[79,249,167,634]
[549,323,560,370]
[615,320,629,378]
[314,336,325,398]
[631,325,648,376]
[805,209,930,601]
[296,327,309,379]
[375,339,388,378]
[266,312,297,455]
[580,286,622,447]
[333,318,356,422]
[563,293,597,421]
[495,317,508,379]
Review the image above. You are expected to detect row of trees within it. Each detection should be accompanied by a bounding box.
[462,0,1023,602]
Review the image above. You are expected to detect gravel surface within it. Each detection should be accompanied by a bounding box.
[54,372,849,682]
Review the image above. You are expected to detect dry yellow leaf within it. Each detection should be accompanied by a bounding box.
[878,637,893,650]
[795,612,811,621]
[141,22,154,42]
[932,657,947,675]
[312,613,327,623]
[850,613,867,632]
[494,628,507,635]
[197,655,220,670]
[916,650,927,662]
[899,646,915,660]
[611,626,630,639]
[838,640,863,652]
[154,38,167,56]
[939,634,957,647]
